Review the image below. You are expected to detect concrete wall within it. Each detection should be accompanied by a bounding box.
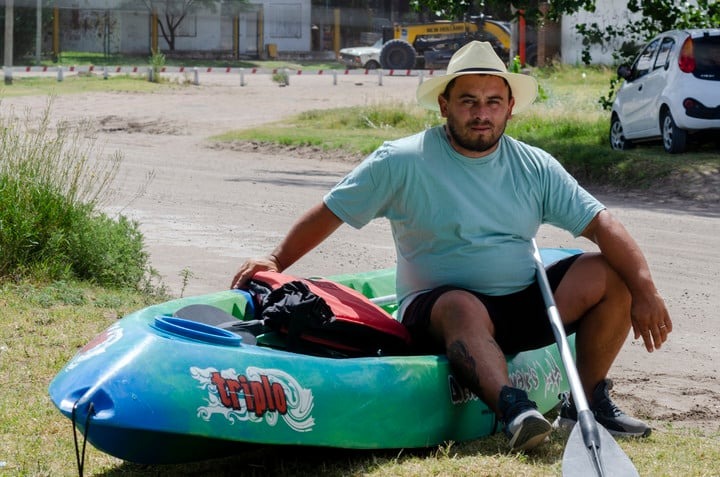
[58,8,121,54]
[261,0,311,52]
[119,10,148,55]
[561,0,642,65]
[56,0,311,56]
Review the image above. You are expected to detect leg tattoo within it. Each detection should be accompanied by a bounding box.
[446,340,483,397]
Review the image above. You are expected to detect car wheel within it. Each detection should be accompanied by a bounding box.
[609,115,633,150]
[661,110,688,154]
[364,60,380,70]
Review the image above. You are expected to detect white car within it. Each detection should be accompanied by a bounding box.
[610,28,720,153]
[339,39,382,70]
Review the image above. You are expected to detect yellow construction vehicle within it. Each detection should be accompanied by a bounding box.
[379,16,512,69]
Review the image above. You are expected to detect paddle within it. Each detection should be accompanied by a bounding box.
[530,239,639,477]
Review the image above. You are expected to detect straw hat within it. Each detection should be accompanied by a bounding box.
[416,41,538,113]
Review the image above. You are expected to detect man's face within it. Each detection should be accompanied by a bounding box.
[438,74,515,158]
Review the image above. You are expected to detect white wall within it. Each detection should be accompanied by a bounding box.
[57,0,312,55]
[256,0,312,52]
[119,11,148,54]
[561,0,642,65]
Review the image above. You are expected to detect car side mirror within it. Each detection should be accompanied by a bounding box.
[617,65,632,80]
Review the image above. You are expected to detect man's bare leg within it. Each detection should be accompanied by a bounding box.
[428,289,551,450]
[553,253,632,400]
[553,253,651,436]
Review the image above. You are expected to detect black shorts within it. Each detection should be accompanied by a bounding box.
[402,254,582,355]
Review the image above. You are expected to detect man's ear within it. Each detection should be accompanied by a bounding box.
[438,95,449,118]
[507,96,515,120]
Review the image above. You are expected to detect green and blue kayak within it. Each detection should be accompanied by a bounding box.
[48,248,578,464]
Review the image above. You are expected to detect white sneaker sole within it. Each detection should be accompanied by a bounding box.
[508,414,552,451]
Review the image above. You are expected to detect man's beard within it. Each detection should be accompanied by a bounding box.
[445,117,505,154]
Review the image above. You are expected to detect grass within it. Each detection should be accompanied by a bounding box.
[213,63,720,189]
[0,278,717,477]
[0,101,152,287]
[1,63,719,475]
[42,51,342,71]
[0,73,182,97]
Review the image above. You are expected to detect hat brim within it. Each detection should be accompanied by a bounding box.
[416,71,538,113]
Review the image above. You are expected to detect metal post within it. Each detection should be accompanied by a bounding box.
[377,68,383,86]
[418,70,424,85]
[4,0,14,85]
[240,68,246,86]
[36,0,42,64]
[193,67,199,85]
[57,66,64,82]
[283,68,289,86]
[103,66,109,80]
[332,70,337,86]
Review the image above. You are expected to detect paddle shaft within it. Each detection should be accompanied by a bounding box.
[370,294,397,307]
[532,239,610,477]
[530,240,591,414]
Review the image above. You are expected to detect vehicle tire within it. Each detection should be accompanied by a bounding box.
[364,60,380,70]
[661,110,688,154]
[609,114,633,150]
[380,40,416,70]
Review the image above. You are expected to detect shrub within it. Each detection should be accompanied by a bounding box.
[0,101,151,288]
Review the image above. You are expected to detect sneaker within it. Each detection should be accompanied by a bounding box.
[553,379,651,437]
[499,386,552,451]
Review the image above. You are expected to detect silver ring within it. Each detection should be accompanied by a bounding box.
[659,324,666,329]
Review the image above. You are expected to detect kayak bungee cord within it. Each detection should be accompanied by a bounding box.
[71,400,95,477]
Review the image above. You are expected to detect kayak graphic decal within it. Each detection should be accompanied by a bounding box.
[509,350,564,399]
[449,350,564,405]
[66,322,123,370]
[191,366,315,432]
[448,375,478,404]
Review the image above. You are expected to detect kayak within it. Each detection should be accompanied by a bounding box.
[48,248,579,464]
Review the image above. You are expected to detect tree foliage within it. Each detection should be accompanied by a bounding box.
[409,0,596,22]
[577,0,720,65]
[412,0,720,109]
[0,7,53,60]
[574,0,720,109]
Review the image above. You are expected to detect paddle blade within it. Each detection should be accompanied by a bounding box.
[562,423,639,477]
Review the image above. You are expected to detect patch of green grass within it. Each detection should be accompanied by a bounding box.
[0,73,175,97]
[213,65,719,189]
[44,50,342,71]
[0,101,154,288]
[0,280,717,477]
[213,102,444,156]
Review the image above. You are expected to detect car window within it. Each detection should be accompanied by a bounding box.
[631,38,661,80]
[694,35,720,80]
[654,38,674,69]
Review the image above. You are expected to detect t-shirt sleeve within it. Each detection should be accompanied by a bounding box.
[323,146,395,230]
[541,157,605,237]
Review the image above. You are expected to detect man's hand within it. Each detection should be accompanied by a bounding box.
[630,289,672,352]
[230,255,282,290]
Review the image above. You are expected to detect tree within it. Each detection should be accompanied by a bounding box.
[138,0,249,51]
[412,0,720,108]
[576,0,720,65]
[573,0,720,109]
[409,0,596,22]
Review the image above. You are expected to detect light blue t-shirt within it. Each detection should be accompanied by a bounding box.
[324,126,604,306]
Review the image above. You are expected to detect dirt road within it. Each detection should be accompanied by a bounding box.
[5,72,718,433]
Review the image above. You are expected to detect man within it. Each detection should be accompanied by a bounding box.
[231,41,672,451]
